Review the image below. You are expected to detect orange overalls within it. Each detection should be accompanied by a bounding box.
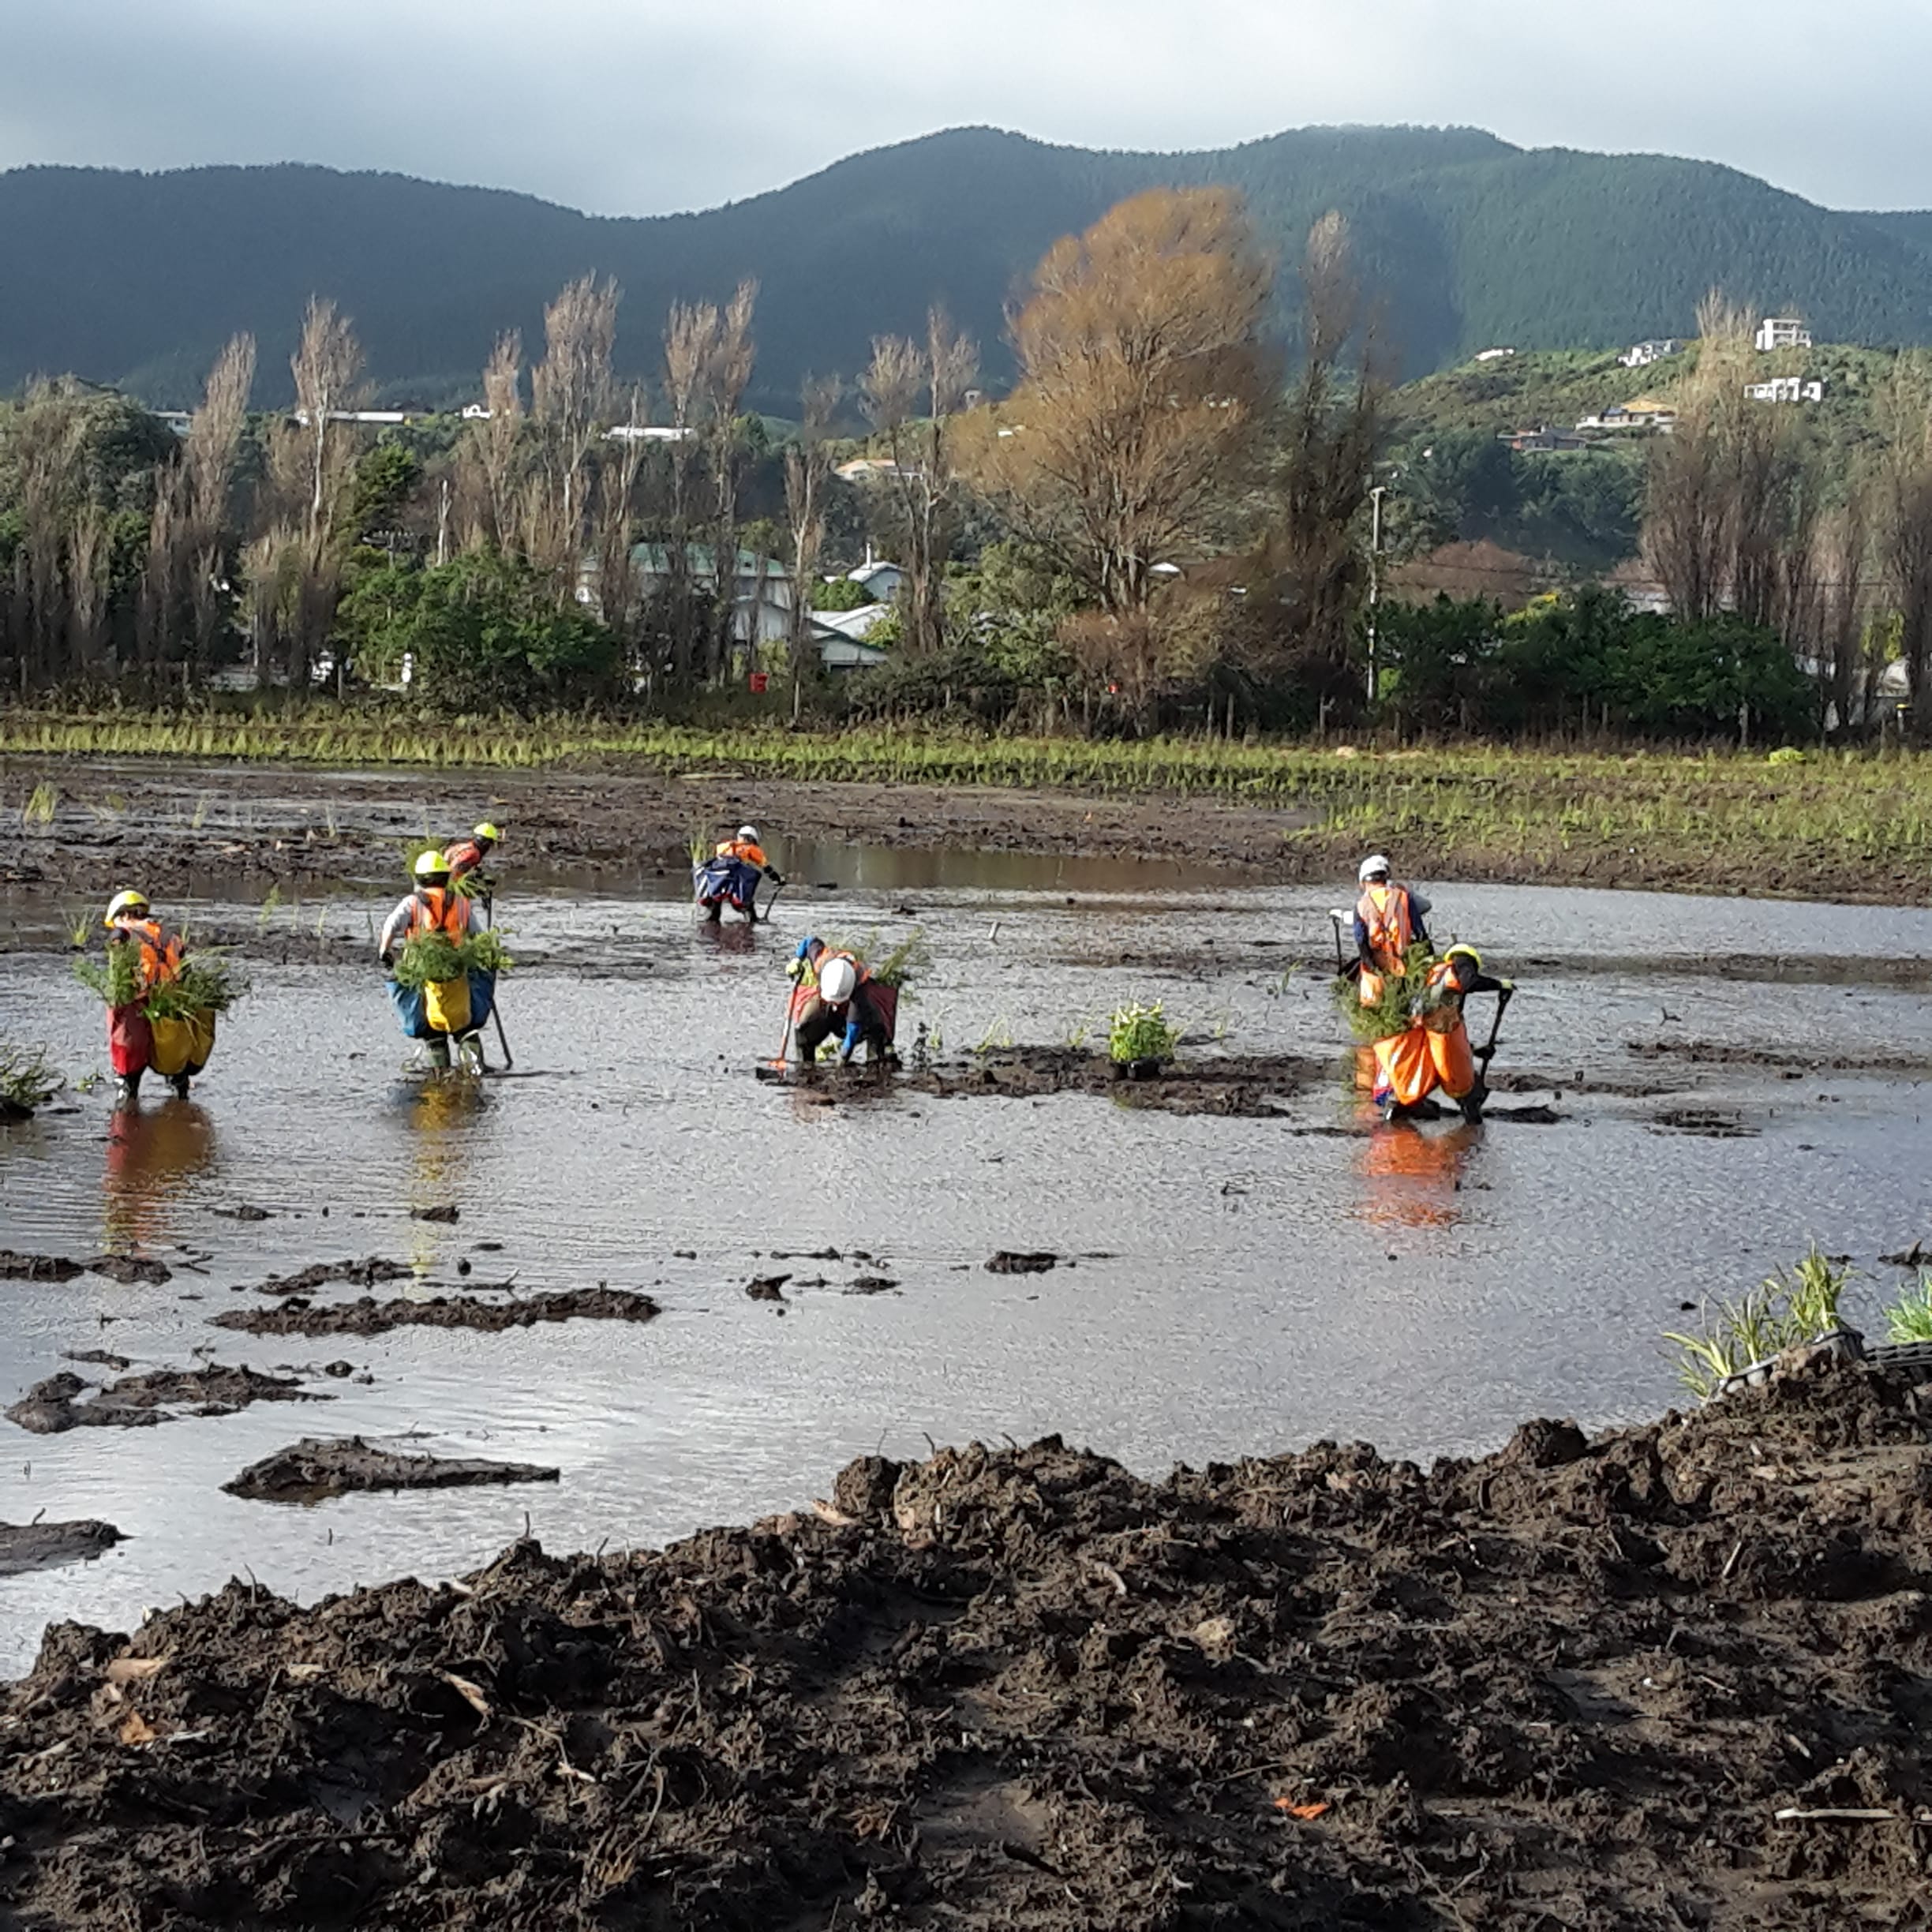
[1371,958,1478,1110]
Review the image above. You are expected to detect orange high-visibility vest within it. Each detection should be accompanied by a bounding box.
[1356,883,1417,974]
[116,918,182,997]
[402,888,470,942]
[717,837,769,870]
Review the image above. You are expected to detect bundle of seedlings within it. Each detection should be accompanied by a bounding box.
[392,929,515,990]
[1881,1275,1932,1342]
[72,938,143,1009]
[144,953,249,1021]
[1333,940,1433,1043]
[828,928,930,990]
[1663,1246,1852,1398]
[1109,1000,1181,1069]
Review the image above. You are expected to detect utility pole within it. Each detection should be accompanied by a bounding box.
[1366,483,1387,706]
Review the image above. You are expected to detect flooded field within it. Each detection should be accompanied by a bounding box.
[4,844,1932,1676]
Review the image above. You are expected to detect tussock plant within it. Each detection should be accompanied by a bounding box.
[1109,1000,1181,1066]
[1664,1247,1852,1399]
[1881,1276,1932,1344]
[21,782,58,826]
[0,1041,62,1112]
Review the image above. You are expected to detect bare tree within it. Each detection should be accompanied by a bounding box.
[530,276,618,582]
[1878,356,1932,735]
[702,280,758,680]
[862,309,978,655]
[1241,212,1388,709]
[786,375,842,691]
[596,384,651,650]
[472,331,526,551]
[967,188,1274,615]
[287,299,365,687]
[661,298,713,680]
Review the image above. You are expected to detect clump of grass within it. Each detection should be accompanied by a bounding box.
[1664,1247,1852,1399]
[392,928,515,989]
[1881,1276,1932,1343]
[1333,941,1432,1043]
[0,1041,63,1111]
[144,953,249,1020]
[73,938,143,1009]
[1109,1000,1181,1066]
[21,782,58,827]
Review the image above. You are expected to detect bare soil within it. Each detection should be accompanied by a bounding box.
[209,1286,661,1339]
[223,1437,560,1504]
[6,1361,1932,1928]
[902,1046,1327,1118]
[5,758,1913,907]
[253,1257,414,1298]
[5,1365,324,1435]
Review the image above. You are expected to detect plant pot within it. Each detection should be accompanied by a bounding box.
[1864,1341,1932,1387]
[1714,1324,1865,1399]
[1111,1056,1170,1082]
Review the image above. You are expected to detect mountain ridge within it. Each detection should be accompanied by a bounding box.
[4,125,1930,409]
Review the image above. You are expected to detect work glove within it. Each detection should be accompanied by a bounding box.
[380,951,395,970]
[1500,979,1516,994]
[765,867,784,886]
[786,957,806,982]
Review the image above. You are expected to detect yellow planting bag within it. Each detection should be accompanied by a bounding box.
[424,975,472,1036]
[148,1016,195,1076]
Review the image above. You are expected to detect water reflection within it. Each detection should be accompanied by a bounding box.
[1357,1119,1481,1230]
[397,1075,490,1271]
[102,1102,218,1250]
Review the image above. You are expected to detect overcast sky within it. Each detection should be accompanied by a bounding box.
[0,0,1921,215]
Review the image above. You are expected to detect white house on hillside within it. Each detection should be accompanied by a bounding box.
[1620,339,1682,368]
[1745,376,1825,403]
[1755,316,1813,351]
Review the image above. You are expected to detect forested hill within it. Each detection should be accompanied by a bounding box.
[5,125,1932,409]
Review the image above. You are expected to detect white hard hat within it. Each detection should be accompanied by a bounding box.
[1358,854,1392,884]
[738,824,758,844]
[818,955,859,1005]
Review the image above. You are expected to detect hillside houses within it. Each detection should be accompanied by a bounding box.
[1756,316,1812,351]
[1745,376,1825,403]
[1620,339,1682,368]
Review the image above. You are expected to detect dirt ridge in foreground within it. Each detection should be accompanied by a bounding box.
[6,1364,1932,1929]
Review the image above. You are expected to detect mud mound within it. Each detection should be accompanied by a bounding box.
[904,1046,1325,1118]
[0,1252,170,1284]
[224,1437,560,1503]
[6,1365,1932,1929]
[210,1285,660,1339]
[6,1365,324,1434]
[0,1520,123,1578]
[254,1256,413,1297]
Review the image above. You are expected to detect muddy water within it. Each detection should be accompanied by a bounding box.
[3,851,1932,1675]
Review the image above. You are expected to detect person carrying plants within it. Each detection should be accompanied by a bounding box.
[697,824,784,923]
[1352,855,1432,1008]
[99,890,182,1104]
[786,936,898,1066]
[1372,944,1513,1125]
[442,822,502,897]
[380,850,489,1070]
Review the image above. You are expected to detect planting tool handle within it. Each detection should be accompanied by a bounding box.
[758,882,784,925]
[1477,984,1514,1061]
[1327,911,1347,977]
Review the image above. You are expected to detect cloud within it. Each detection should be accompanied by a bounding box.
[0,0,1926,213]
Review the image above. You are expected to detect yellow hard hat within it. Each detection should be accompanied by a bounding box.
[474,822,501,842]
[414,850,451,881]
[1446,944,1483,970]
[103,889,149,927]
